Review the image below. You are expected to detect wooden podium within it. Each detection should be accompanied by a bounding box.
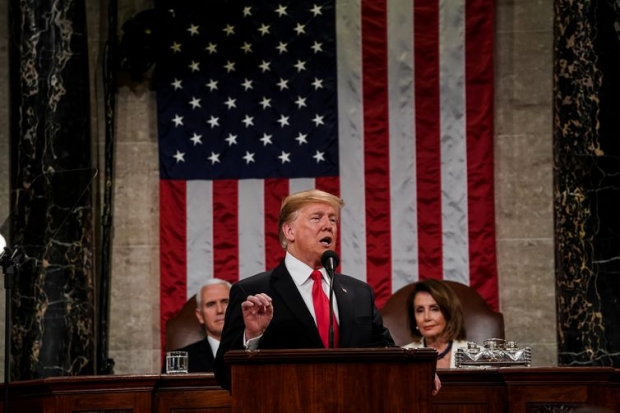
[224,348,437,413]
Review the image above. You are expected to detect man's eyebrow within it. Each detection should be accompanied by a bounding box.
[206,298,229,304]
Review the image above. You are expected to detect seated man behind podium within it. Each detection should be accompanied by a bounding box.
[177,278,231,372]
[214,189,395,388]
[403,279,468,368]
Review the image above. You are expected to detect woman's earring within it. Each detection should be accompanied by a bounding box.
[415,326,419,330]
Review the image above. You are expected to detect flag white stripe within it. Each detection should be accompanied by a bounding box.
[186,180,213,298]
[388,0,418,292]
[439,0,469,284]
[336,0,366,282]
[291,178,315,195]
[238,180,265,279]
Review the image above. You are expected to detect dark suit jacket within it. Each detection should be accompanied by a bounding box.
[214,260,394,388]
[177,338,215,373]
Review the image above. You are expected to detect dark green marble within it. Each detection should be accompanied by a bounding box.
[554,0,620,366]
[7,0,95,379]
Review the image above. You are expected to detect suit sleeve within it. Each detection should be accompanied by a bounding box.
[369,284,395,347]
[214,282,248,389]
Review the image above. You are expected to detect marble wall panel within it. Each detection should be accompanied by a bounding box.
[497,0,553,34]
[85,0,103,141]
[107,116,159,374]
[109,349,160,376]
[495,0,556,367]
[101,0,160,374]
[109,244,155,373]
[497,31,553,106]
[104,0,160,374]
[495,134,553,240]
[115,81,158,145]
[498,239,557,366]
[4,0,97,380]
[0,0,9,381]
[495,30,554,136]
[107,221,159,375]
[149,244,161,370]
[495,135,519,239]
[111,141,158,247]
[0,2,7,145]
[516,134,554,239]
[0,137,6,374]
[554,0,620,366]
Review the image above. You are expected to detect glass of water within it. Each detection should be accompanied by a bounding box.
[165,351,188,374]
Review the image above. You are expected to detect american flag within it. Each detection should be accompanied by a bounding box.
[156,0,497,349]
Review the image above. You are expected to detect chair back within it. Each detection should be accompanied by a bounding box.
[165,294,205,351]
[380,280,505,346]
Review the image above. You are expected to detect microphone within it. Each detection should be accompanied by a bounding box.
[321,250,339,274]
[321,250,339,348]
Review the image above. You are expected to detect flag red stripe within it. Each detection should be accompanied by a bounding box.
[159,179,187,351]
[213,180,239,283]
[414,1,443,281]
[264,179,289,270]
[315,177,340,199]
[361,0,392,307]
[466,0,499,310]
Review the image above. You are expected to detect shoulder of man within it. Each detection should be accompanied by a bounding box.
[232,261,286,291]
[233,268,275,289]
[176,337,207,353]
[334,272,373,291]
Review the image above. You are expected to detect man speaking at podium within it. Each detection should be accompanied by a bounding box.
[214,189,395,388]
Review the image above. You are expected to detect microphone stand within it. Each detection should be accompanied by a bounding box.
[327,259,336,349]
[1,245,23,413]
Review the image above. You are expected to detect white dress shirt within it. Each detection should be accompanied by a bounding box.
[207,335,220,358]
[285,252,340,324]
[244,252,339,349]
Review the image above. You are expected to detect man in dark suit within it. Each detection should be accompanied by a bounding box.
[214,189,395,388]
[176,278,230,372]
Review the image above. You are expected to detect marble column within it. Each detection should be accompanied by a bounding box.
[7,0,95,379]
[554,0,620,366]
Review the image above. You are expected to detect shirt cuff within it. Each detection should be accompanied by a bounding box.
[243,332,262,350]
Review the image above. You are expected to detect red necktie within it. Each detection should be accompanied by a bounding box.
[311,270,339,348]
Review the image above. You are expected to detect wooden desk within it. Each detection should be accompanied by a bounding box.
[224,348,437,413]
[434,367,620,413]
[0,374,159,412]
[434,368,506,412]
[0,368,618,413]
[155,374,231,413]
[500,367,619,413]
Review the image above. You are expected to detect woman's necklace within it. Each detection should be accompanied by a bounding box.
[424,339,453,360]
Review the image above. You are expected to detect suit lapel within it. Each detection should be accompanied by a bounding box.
[198,338,215,371]
[270,261,324,347]
[333,274,355,347]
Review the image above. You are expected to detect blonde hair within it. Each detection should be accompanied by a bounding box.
[278,189,344,248]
